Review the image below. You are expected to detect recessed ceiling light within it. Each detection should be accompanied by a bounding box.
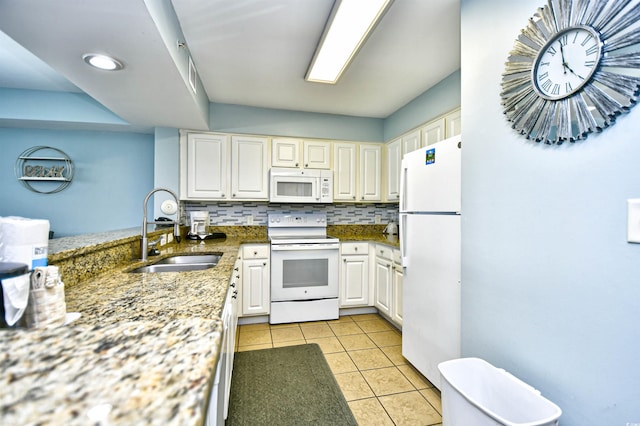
[306,0,394,84]
[82,53,124,71]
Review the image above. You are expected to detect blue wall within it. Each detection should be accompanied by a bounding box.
[461,0,640,424]
[0,128,154,237]
[383,70,461,141]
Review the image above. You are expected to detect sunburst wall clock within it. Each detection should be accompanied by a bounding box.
[501,0,640,144]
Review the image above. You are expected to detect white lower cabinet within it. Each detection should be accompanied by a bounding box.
[374,244,403,327]
[392,258,403,326]
[340,243,370,307]
[240,244,270,316]
[206,265,239,425]
[374,250,393,317]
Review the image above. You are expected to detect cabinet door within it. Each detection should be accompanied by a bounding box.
[422,118,446,146]
[231,135,269,199]
[272,138,301,168]
[402,130,421,154]
[359,144,381,201]
[392,264,403,326]
[333,143,357,201]
[385,138,401,202]
[445,108,461,138]
[303,140,331,169]
[241,258,270,316]
[340,254,370,307]
[186,133,228,199]
[374,257,392,317]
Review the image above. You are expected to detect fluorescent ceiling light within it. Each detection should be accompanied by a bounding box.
[82,53,124,71]
[306,0,393,84]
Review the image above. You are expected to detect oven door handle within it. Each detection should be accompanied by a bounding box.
[271,244,339,251]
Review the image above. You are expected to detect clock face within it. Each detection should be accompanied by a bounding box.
[532,26,602,100]
[501,0,640,144]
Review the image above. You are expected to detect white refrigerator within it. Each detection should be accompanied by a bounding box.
[400,135,461,390]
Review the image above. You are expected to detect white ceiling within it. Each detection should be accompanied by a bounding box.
[0,0,460,130]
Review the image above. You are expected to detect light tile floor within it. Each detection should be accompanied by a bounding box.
[235,313,442,426]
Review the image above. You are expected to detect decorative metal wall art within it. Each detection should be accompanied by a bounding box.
[501,0,640,144]
[15,146,74,194]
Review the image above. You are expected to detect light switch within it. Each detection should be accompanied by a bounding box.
[627,199,640,243]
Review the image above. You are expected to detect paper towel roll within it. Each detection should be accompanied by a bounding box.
[0,216,50,269]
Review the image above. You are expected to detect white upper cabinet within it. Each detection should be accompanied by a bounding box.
[402,130,421,154]
[422,108,461,146]
[422,118,446,147]
[271,138,301,168]
[303,140,331,169]
[385,138,402,202]
[445,108,462,138]
[182,133,229,199]
[272,138,330,169]
[332,142,381,202]
[231,135,269,200]
[333,142,358,201]
[359,144,381,202]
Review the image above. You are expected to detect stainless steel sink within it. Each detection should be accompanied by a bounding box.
[154,254,221,265]
[128,253,222,273]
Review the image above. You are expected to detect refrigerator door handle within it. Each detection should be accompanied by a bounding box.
[400,160,408,213]
[400,213,408,268]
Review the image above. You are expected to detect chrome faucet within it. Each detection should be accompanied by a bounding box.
[141,188,181,261]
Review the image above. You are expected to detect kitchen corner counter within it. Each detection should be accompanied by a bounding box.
[328,225,400,248]
[1,232,267,426]
[1,318,222,426]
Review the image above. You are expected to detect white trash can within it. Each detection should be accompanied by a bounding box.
[438,358,562,426]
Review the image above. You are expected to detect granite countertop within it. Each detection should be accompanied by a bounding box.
[1,225,394,425]
[1,234,265,426]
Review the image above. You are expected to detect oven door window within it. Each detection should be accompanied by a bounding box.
[282,258,328,288]
[271,247,339,301]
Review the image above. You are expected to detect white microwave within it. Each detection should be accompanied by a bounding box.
[269,168,333,203]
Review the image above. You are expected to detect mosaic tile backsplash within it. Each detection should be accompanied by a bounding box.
[183,201,399,226]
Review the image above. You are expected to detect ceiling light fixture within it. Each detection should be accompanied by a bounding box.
[305,0,394,84]
[82,53,124,71]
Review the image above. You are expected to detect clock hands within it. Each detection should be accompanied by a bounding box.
[558,40,586,80]
[558,40,568,75]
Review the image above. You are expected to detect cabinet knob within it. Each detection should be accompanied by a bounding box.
[221,194,225,198]
[354,247,358,251]
[263,262,267,266]
[305,164,308,168]
[232,193,236,197]
[253,251,258,255]
[295,162,299,167]
[352,196,356,200]
[343,258,347,262]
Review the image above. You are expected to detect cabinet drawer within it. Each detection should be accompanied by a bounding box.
[242,244,270,259]
[393,249,402,265]
[376,245,394,261]
[341,242,369,255]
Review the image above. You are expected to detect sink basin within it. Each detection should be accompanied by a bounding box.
[128,253,222,273]
[154,254,221,265]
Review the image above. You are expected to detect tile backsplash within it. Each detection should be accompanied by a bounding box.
[183,202,399,226]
